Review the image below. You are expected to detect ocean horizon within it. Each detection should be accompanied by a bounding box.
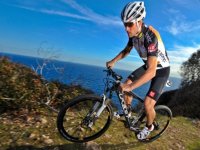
[0,52,181,109]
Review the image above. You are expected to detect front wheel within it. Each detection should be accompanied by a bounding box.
[136,105,172,142]
[57,94,113,143]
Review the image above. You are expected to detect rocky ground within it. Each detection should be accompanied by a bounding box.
[0,108,200,150]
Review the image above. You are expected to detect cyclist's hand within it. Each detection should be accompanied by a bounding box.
[106,60,115,68]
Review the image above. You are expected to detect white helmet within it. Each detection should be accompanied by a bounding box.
[121,1,146,23]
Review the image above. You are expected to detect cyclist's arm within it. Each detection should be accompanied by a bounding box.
[130,56,157,90]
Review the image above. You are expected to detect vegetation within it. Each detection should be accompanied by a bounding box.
[0,56,92,114]
[158,50,200,119]
[0,55,200,150]
[180,50,200,87]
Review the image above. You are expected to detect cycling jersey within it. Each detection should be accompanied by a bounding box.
[127,23,170,69]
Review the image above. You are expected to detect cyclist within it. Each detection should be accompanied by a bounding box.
[106,1,170,140]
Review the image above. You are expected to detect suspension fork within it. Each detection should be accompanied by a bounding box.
[86,95,107,116]
[86,94,110,127]
[95,94,110,117]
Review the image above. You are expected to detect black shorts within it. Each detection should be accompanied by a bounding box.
[128,65,170,101]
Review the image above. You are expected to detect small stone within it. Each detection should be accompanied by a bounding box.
[29,133,36,140]
[44,139,53,144]
[42,135,49,139]
[27,116,33,122]
[85,141,101,150]
[124,139,129,144]
[40,118,47,124]
[104,134,111,139]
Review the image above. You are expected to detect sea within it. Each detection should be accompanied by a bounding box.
[0,52,181,109]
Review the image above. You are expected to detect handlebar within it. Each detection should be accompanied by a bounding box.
[104,68,123,81]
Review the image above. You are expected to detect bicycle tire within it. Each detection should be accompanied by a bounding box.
[136,105,172,142]
[57,94,113,143]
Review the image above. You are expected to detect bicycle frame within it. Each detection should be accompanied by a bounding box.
[93,68,146,129]
[115,90,144,128]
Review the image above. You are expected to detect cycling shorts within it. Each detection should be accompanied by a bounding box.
[128,65,170,101]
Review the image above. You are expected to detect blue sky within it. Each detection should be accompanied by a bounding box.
[0,0,200,77]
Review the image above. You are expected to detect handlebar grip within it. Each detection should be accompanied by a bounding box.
[104,68,123,81]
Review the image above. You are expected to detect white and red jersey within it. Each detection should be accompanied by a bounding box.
[128,24,170,69]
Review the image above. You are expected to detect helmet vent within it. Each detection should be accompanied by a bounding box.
[136,6,140,11]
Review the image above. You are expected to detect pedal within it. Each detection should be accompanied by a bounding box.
[153,122,159,130]
[130,126,140,132]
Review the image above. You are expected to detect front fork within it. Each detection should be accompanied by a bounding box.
[95,94,109,117]
[85,94,110,128]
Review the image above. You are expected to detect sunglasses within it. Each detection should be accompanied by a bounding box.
[124,22,134,27]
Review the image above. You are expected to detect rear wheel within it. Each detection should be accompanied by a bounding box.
[57,94,113,143]
[136,105,172,142]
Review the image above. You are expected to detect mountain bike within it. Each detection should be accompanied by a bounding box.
[57,68,172,143]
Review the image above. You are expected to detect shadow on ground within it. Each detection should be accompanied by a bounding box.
[7,141,145,150]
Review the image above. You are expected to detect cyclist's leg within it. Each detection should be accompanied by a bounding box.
[125,65,147,106]
[114,65,146,118]
[113,78,133,119]
[114,79,133,118]
[144,96,156,128]
[145,67,170,127]
[137,67,170,140]
[124,79,133,106]
[137,96,156,140]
